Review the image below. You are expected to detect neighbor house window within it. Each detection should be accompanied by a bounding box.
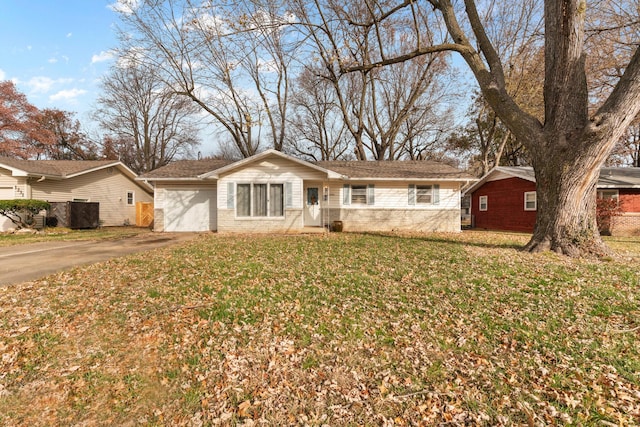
[126,191,135,206]
[524,191,537,211]
[479,195,488,211]
[597,189,619,206]
[236,183,284,217]
[343,184,375,205]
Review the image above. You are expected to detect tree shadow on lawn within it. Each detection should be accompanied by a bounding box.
[357,230,529,251]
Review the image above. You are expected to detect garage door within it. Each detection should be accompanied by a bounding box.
[0,187,14,199]
[0,187,15,231]
[164,189,216,232]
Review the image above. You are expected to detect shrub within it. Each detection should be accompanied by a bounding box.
[596,198,623,235]
[0,199,51,229]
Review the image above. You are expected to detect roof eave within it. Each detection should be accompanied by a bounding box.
[340,177,476,182]
[136,177,206,182]
[201,149,337,179]
[598,184,640,189]
[64,162,130,179]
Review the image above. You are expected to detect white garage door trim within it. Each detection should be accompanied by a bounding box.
[164,189,216,232]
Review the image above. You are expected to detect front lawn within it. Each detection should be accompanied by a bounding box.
[0,226,150,247]
[0,232,638,425]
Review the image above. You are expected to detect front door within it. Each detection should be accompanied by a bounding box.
[303,184,322,227]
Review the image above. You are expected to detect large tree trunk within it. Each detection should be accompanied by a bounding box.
[524,148,609,257]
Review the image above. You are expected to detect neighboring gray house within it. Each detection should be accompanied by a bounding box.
[0,158,153,231]
[139,150,476,233]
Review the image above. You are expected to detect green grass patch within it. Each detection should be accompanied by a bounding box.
[0,226,149,247]
[0,231,638,425]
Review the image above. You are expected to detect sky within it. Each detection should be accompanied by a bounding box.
[0,0,121,129]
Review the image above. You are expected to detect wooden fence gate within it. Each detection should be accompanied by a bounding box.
[136,202,154,227]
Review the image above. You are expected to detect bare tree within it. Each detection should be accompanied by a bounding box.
[362,51,453,160]
[292,0,455,160]
[314,0,640,256]
[113,0,298,158]
[447,93,530,176]
[609,118,640,167]
[286,67,352,160]
[95,64,201,173]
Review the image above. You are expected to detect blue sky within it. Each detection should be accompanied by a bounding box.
[0,0,120,126]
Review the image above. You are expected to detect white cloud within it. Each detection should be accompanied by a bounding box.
[67,33,73,38]
[116,46,146,68]
[0,69,5,80]
[48,58,58,64]
[108,0,140,14]
[26,76,74,93]
[49,88,87,102]
[91,51,114,64]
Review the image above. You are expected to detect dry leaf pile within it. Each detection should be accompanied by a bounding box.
[0,232,638,425]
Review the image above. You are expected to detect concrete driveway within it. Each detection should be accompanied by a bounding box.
[0,232,200,286]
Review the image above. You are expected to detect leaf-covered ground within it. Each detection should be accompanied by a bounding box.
[0,226,149,247]
[1,231,639,426]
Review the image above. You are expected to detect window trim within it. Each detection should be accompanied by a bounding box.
[408,184,440,206]
[343,184,375,206]
[524,191,537,211]
[479,195,488,211]
[235,182,285,219]
[126,191,135,206]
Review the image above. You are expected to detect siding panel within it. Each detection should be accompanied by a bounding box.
[31,168,153,227]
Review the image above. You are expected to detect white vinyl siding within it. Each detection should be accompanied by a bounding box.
[218,157,326,212]
[29,167,153,227]
[217,156,326,232]
[331,181,459,211]
[0,170,27,199]
[0,187,14,199]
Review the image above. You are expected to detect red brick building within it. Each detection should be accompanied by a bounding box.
[465,167,640,236]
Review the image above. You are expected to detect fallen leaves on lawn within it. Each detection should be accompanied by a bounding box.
[0,232,638,425]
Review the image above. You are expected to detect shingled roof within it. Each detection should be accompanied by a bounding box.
[139,151,475,182]
[0,158,125,177]
[139,159,234,180]
[315,160,474,180]
[464,166,640,195]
